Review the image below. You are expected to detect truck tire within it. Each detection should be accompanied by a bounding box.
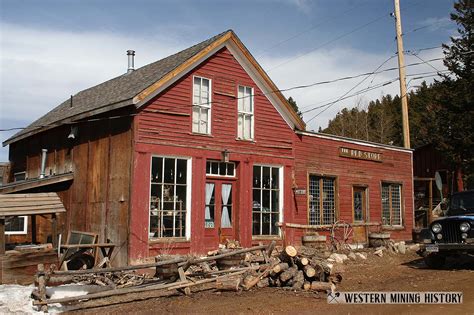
[424,254,446,269]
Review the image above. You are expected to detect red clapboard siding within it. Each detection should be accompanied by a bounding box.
[292,133,414,242]
[135,47,295,158]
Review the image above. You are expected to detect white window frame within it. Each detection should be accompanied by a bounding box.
[5,216,28,235]
[206,160,236,178]
[237,85,254,140]
[252,164,283,237]
[149,155,192,240]
[192,76,212,134]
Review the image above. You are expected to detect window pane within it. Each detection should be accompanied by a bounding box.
[151,157,163,183]
[262,167,270,189]
[262,213,270,235]
[206,161,211,174]
[244,115,252,139]
[5,216,25,233]
[205,183,215,228]
[164,158,175,183]
[381,184,390,225]
[200,108,209,133]
[271,213,279,235]
[238,114,243,138]
[192,106,200,132]
[271,190,279,211]
[219,163,226,176]
[354,191,363,221]
[227,163,235,176]
[238,86,244,111]
[391,185,401,225]
[175,212,186,237]
[151,184,162,209]
[176,159,187,184]
[253,189,261,210]
[253,166,261,188]
[271,167,279,189]
[175,185,186,209]
[162,214,173,237]
[193,77,201,105]
[211,162,218,175]
[262,189,270,211]
[252,212,261,235]
[202,78,209,98]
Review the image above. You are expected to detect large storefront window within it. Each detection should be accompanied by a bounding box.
[252,165,281,236]
[150,156,189,238]
[382,182,402,226]
[309,175,336,225]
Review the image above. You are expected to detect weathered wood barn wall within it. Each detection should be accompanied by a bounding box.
[6,114,132,266]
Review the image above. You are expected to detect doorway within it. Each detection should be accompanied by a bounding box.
[204,180,236,248]
[352,186,368,243]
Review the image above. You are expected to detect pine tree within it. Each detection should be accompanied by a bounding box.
[432,0,474,189]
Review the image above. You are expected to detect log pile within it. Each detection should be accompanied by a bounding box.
[31,243,341,312]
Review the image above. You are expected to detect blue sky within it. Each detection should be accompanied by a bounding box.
[0,0,456,161]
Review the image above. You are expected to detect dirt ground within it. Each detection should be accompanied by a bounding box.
[70,251,474,315]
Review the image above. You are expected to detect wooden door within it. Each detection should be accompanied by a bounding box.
[352,186,368,244]
[204,181,236,248]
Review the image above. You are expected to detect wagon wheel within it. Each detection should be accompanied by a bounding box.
[330,220,353,251]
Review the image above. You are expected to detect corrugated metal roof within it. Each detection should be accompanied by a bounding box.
[0,193,66,216]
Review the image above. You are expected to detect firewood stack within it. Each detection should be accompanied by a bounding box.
[241,245,339,292]
[32,243,341,311]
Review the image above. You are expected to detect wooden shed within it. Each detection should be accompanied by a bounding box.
[0,193,65,284]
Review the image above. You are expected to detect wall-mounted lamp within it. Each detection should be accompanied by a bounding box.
[68,126,78,140]
[221,149,230,163]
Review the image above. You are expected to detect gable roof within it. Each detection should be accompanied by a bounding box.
[4,30,305,146]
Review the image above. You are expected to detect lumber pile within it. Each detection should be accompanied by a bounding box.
[31,243,340,312]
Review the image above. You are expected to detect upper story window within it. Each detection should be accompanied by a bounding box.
[237,86,254,140]
[192,77,211,134]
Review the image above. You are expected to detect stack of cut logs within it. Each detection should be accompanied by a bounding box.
[242,245,340,293]
[32,242,341,312]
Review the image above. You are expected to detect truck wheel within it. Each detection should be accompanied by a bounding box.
[424,254,446,269]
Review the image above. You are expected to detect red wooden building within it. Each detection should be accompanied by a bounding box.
[1,30,414,266]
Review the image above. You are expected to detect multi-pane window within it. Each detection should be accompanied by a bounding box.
[192,77,211,134]
[382,183,402,226]
[237,86,254,140]
[5,216,27,235]
[206,161,235,177]
[252,165,281,236]
[150,157,189,238]
[309,175,336,225]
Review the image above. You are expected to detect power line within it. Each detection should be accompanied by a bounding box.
[267,13,391,72]
[302,71,452,124]
[304,54,399,123]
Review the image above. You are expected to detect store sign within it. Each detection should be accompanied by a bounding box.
[295,189,306,195]
[339,147,382,162]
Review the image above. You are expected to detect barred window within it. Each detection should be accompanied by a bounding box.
[381,183,402,226]
[150,156,189,238]
[309,175,336,225]
[252,165,281,236]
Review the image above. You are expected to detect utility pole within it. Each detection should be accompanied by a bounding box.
[394,0,410,149]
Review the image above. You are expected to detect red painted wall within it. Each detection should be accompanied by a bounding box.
[292,133,414,243]
[128,47,414,263]
[129,47,297,263]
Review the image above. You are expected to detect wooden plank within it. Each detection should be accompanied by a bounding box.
[1,208,66,216]
[0,217,5,255]
[0,174,73,194]
[0,201,63,208]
